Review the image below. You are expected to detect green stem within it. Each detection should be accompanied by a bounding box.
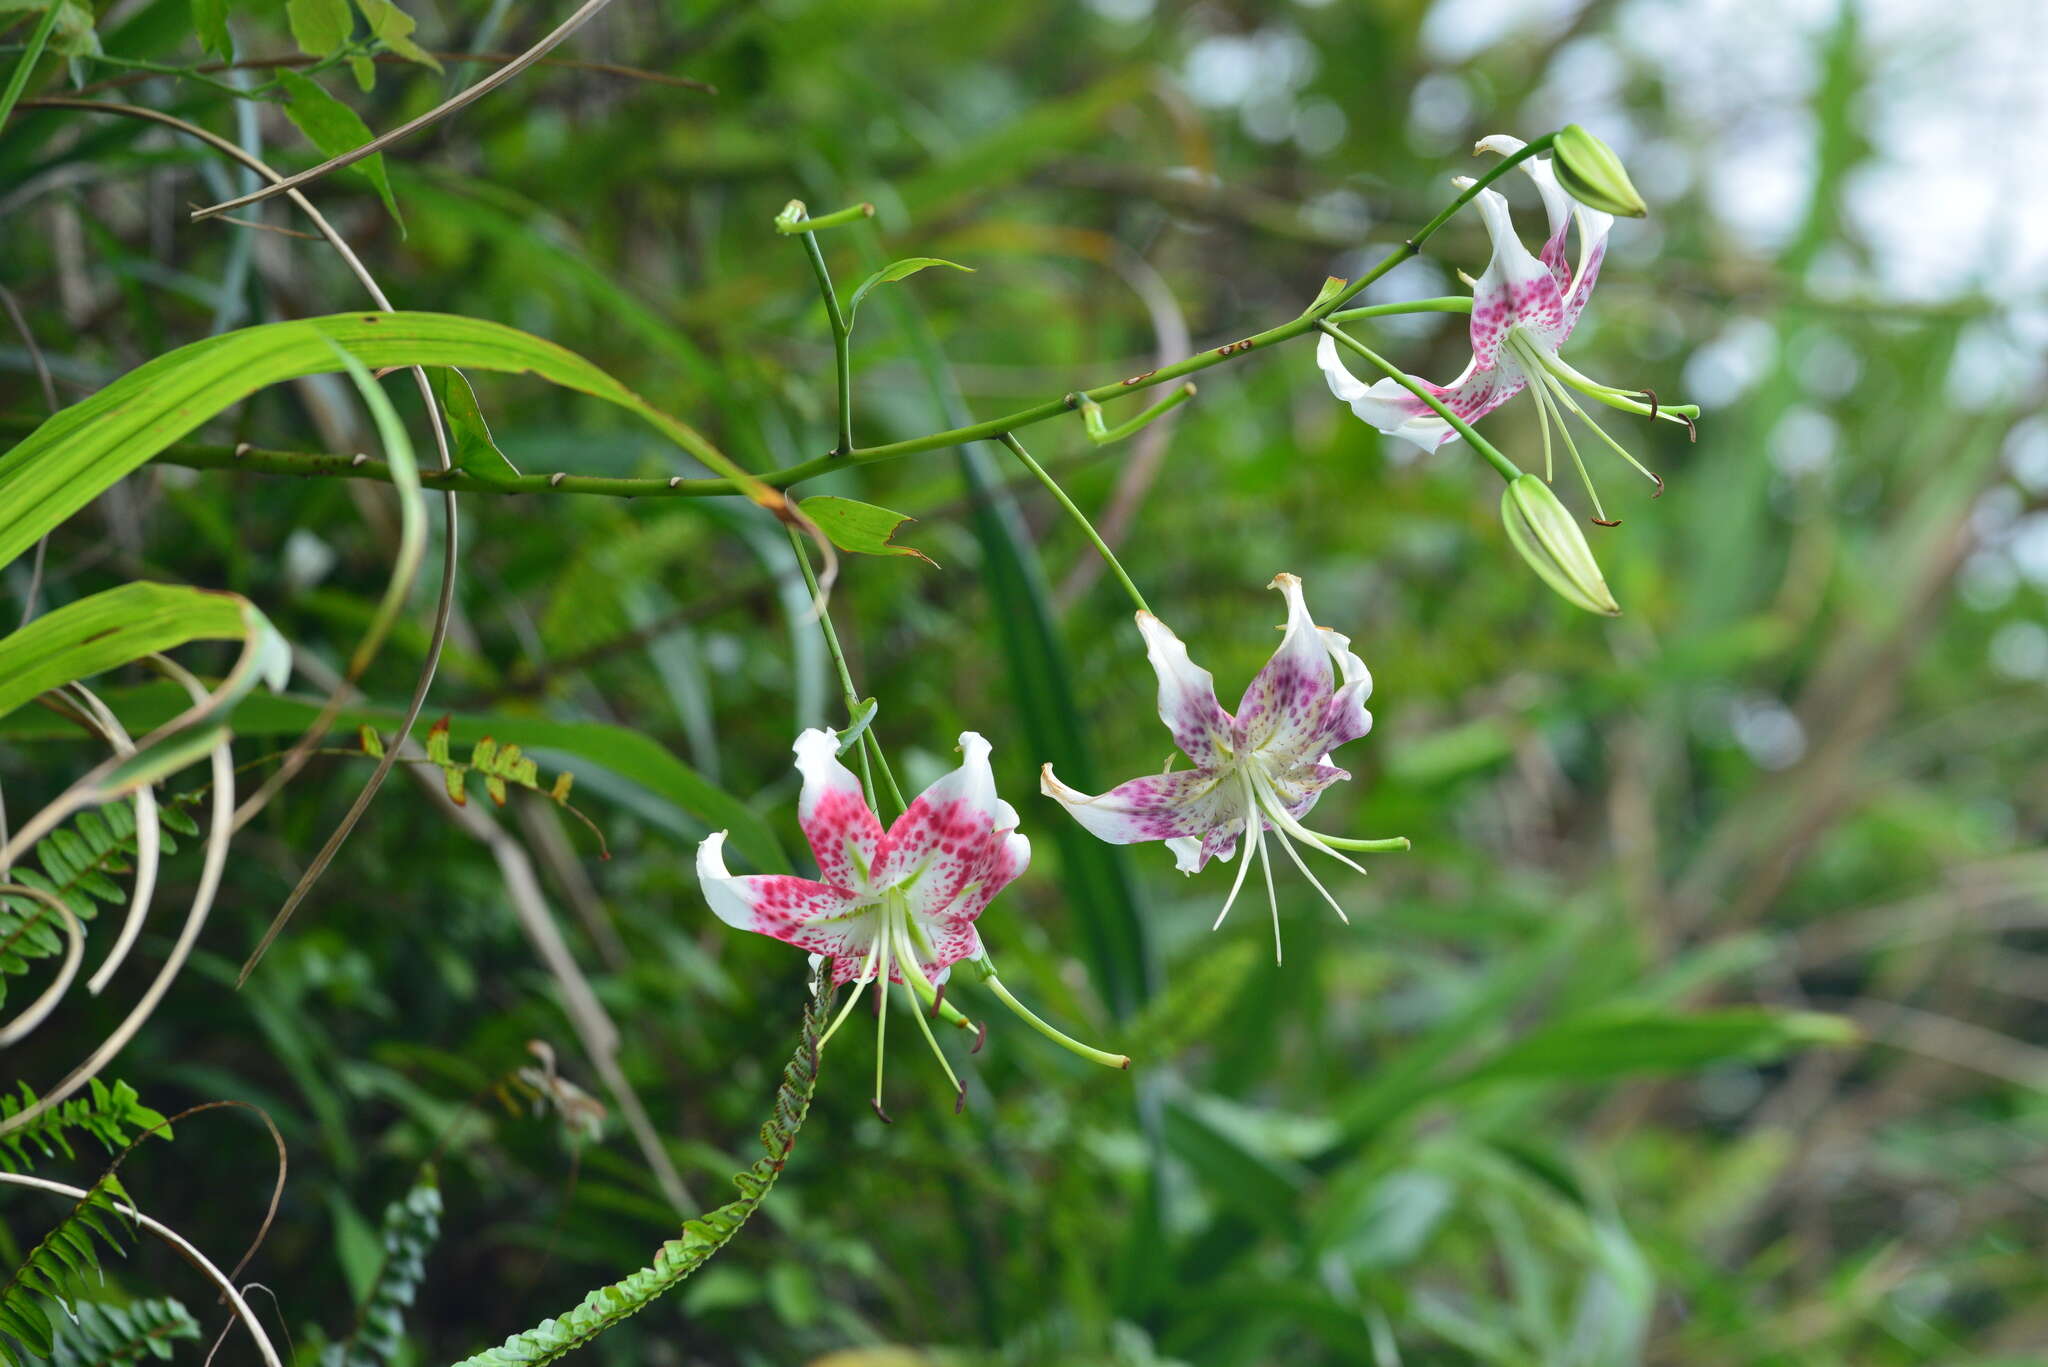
[785,525,906,815]
[1077,383,1196,445]
[0,1,63,129]
[1326,296,1474,324]
[997,431,1148,615]
[797,229,855,455]
[1315,321,1521,482]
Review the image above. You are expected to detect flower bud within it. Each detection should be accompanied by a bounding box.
[1501,475,1621,616]
[1551,125,1647,219]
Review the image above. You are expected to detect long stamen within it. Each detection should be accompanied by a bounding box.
[1247,766,1373,878]
[817,943,879,1050]
[1530,363,1612,525]
[1267,820,1349,926]
[1211,779,1263,931]
[1531,346,1699,426]
[1544,374,1665,490]
[895,923,966,1112]
[1256,810,1282,965]
[871,926,893,1123]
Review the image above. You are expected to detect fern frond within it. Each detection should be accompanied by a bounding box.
[0,1080,168,1175]
[0,802,196,1010]
[323,1173,444,1367]
[372,720,608,857]
[44,1298,200,1367]
[442,969,830,1367]
[0,1161,139,1366]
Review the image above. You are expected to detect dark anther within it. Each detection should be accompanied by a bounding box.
[1651,471,1666,498]
[931,982,947,1017]
[1681,415,1698,443]
[1592,517,1623,527]
[1122,369,1158,387]
[953,1086,967,1116]
[1643,388,1660,422]
[971,1021,988,1054]
[871,1098,893,1125]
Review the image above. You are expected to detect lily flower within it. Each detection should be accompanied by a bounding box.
[698,728,1127,1121]
[1317,134,1698,525]
[1041,575,1407,963]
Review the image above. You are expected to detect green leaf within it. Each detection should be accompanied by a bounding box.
[843,257,972,328]
[189,0,231,59]
[353,0,440,69]
[0,310,763,575]
[796,496,934,565]
[284,0,352,56]
[0,684,787,873]
[0,0,99,56]
[434,368,521,488]
[276,69,402,231]
[0,582,272,723]
[1459,1007,1859,1086]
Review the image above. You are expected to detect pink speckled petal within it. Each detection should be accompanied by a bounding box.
[697,830,872,967]
[874,731,1010,902]
[1236,574,1338,759]
[1309,627,1375,756]
[1136,611,1235,766]
[1167,821,1242,874]
[792,727,884,891]
[1476,134,1573,290]
[1042,763,1242,850]
[1464,183,1569,361]
[1315,333,1525,453]
[1264,759,1351,814]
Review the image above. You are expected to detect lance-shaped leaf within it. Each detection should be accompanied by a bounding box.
[1456,1006,1858,1086]
[0,311,779,574]
[433,367,521,488]
[0,583,278,723]
[843,258,973,329]
[796,496,934,565]
[277,69,402,229]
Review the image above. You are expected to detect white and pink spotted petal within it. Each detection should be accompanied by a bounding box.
[1315,336,1524,452]
[1476,134,1573,289]
[792,728,885,891]
[1168,820,1243,874]
[1464,183,1569,362]
[1265,760,1352,814]
[1136,611,1235,765]
[697,830,871,958]
[874,731,1009,896]
[1236,574,1338,757]
[1042,763,1239,847]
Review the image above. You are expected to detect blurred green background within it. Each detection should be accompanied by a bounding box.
[4,0,2047,1363]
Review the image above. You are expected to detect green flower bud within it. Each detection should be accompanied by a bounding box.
[1552,125,1648,219]
[1501,474,1621,616]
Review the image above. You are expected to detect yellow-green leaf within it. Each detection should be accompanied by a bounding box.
[797,496,935,566]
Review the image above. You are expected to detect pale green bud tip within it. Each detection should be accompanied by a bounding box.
[1501,475,1622,616]
[1552,125,1648,219]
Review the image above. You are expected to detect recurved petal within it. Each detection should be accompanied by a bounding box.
[1237,574,1341,758]
[1463,181,1570,360]
[1168,822,1242,874]
[1136,611,1235,765]
[1315,334,1524,452]
[874,731,1008,896]
[1311,627,1375,755]
[1042,763,1241,848]
[697,830,872,959]
[792,727,884,891]
[1476,133,1573,287]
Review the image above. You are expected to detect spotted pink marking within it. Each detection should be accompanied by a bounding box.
[799,785,883,890]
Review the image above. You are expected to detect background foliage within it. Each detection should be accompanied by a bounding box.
[3,0,2045,1364]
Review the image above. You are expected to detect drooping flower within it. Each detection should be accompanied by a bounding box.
[699,728,1126,1120]
[1317,134,1698,524]
[1041,575,1407,963]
